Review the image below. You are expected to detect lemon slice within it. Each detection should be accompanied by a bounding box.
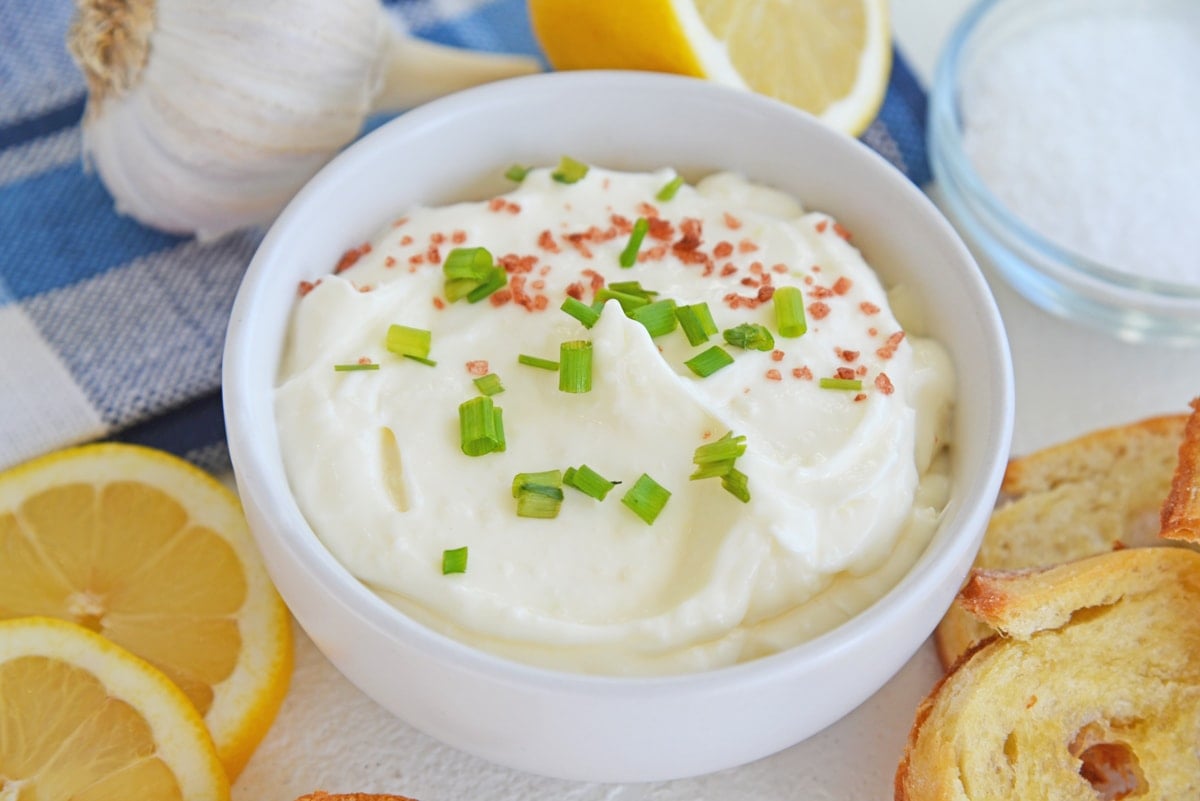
[0,444,292,780]
[529,0,892,136]
[0,616,229,800]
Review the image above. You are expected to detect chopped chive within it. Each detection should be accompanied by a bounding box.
[563,464,618,501]
[595,287,650,312]
[473,373,504,396]
[505,164,530,182]
[386,324,432,359]
[551,155,589,184]
[621,473,671,525]
[403,354,438,367]
[774,286,808,338]
[466,269,508,303]
[443,246,507,303]
[558,340,593,393]
[442,546,468,575]
[723,323,775,352]
[444,277,480,303]
[561,296,602,328]
[516,483,565,519]
[819,377,863,391]
[512,469,563,497]
[608,281,658,299]
[675,302,718,346]
[459,396,504,456]
[333,362,380,372]
[618,217,650,268]
[656,175,685,201]
[518,353,560,371]
[690,432,747,480]
[628,298,679,337]
[721,467,751,503]
[685,345,734,377]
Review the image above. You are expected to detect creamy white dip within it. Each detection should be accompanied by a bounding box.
[276,165,955,674]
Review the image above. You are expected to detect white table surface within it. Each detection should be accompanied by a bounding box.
[231,3,1200,798]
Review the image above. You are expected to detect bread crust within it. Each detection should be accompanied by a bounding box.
[1161,398,1200,544]
[897,548,1200,801]
[934,412,1190,667]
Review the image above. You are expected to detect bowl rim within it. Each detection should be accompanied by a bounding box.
[929,0,1200,301]
[224,69,1015,693]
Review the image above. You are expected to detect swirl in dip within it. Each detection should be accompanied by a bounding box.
[276,164,955,675]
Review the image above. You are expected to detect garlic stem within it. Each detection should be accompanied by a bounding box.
[373,28,541,112]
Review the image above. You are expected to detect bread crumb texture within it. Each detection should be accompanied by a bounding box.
[896,547,1200,801]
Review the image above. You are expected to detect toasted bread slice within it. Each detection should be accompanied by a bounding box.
[934,412,1189,667]
[1161,398,1200,544]
[896,547,1200,801]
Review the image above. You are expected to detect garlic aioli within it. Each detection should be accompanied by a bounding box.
[275,166,955,674]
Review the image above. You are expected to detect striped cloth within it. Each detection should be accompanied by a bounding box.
[0,0,932,475]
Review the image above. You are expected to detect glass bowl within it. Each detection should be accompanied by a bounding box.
[929,0,1200,345]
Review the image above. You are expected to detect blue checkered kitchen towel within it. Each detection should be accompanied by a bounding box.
[0,0,932,475]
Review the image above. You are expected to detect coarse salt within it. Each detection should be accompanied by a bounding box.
[961,8,1200,287]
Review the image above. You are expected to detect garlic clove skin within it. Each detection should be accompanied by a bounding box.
[72,0,541,240]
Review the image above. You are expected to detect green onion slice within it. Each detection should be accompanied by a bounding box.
[465,269,507,304]
[723,323,775,351]
[333,363,380,372]
[442,546,468,575]
[608,280,658,299]
[656,175,685,201]
[518,353,560,371]
[721,467,751,503]
[505,164,530,182]
[561,296,602,328]
[819,377,863,391]
[403,354,437,367]
[443,246,507,303]
[618,217,650,268]
[552,155,589,184]
[558,340,593,393]
[595,287,650,313]
[774,286,808,338]
[621,473,671,525]
[690,431,747,480]
[512,469,563,497]
[563,464,618,501]
[473,373,504,396]
[459,396,505,456]
[685,345,734,377]
[675,302,718,346]
[628,298,679,338]
[386,324,432,359]
[512,470,564,519]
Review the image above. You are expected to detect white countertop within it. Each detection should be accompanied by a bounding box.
[231,3,1200,799]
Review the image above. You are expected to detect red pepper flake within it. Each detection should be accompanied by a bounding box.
[737,238,759,254]
[803,275,815,285]
[856,365,869,376]
[808,301,831,320]
[723,212,742,229]
[647,217,675,241]
[702,262,715,277]
[860,301,880,315]
[749,261,764,276]
[792,366,813,380]
[835,367,856,380]
[384,256,397,268]
[582,268,606,294]
[538,230,561,253]
[833,222,852,241]
[400,235,413,246]
[772,263,788,274]
[334,242,371,273]
[533,294,549,311]
[815,219,829,233]
[506,202,521,214]
[426,245,441,264]
[637,201,660,218]
[488,198,506,212]
[357,284,373,293]
[832,276,853,295]
[611,214,633,234]
[854,393,867,402]
[489,288,513,307]
[720,263,738,277]
[741,276,759,288]
[673,217,703,253]
[466,360,489,376]
[297,279,320,296]
[765,369,782,381]
[538,264,552,276]
[357,356,373,365]
[409,253,426,266]
[876,330,906,360]
[713,241,734,258]
[640,244,669,263]
[566,233,594,259]
[391,217,408,228]
[808,285,833,299]
[771,350,785,362]
[451,230,467,244]
[531,279,546,290]
[867,327,878,337]
[432,297,445,310]
[430,232,446,245]
[566,281,585,300]
[837,348,860,363]
[756,285,775,302]
[498,253,538,274]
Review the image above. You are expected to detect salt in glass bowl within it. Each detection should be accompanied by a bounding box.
[223,70,1014,783]
[929,0,1200,345]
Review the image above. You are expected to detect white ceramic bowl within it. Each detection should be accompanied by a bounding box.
[223,71,1014,783]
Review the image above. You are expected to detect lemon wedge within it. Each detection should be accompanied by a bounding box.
[0,616,230,800]
[529,0,892,136]
[0,444,292,780]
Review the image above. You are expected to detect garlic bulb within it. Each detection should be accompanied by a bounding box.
[68,0,540,240]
